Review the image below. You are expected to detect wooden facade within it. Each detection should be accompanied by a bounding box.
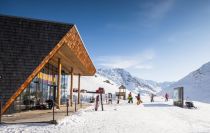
[0,15,96,114]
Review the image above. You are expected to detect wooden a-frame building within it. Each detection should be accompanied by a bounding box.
[0,15,96,114]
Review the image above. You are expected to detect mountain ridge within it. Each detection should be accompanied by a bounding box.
[97,68,165,95]
[160,61,210,103]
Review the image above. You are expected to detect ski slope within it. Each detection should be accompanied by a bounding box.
[1,97,210,133]
[160,61,210,103]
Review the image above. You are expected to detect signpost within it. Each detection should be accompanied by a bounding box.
[87,87,105,111]
[100,93,104,111]
[96,88,105,111]
[95,95,99,111]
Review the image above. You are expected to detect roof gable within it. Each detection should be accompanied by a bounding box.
[0,15,73,112]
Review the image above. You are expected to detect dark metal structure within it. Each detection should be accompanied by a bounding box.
[173,87,184,107]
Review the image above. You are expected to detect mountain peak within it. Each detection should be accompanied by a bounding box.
[97,67,163,94]
[161,61,210,103]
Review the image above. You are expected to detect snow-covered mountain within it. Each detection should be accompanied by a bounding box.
[80,74,119,93]
[76,67,175,97]
[159,81,175,89]
[97,68,162,95]
[161,62,210,103]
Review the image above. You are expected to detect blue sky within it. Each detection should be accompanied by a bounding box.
[1,0,210,82]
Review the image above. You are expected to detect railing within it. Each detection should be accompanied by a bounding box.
[115,92,126,96]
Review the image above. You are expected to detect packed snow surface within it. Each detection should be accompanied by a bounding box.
[1,97,210,133]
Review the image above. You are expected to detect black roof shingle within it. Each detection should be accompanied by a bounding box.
[0,14,73,111]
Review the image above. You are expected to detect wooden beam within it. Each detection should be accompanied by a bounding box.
[49,58,70,74]
[57,58,61,109]
[2,25,96,114]
[78,74,81,104]
[70,68,74,107]
[67,26,96,75]
[2,38,66,114]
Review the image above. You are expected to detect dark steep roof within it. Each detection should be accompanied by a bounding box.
[0,14,73,108]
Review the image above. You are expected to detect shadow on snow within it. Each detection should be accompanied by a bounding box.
[143,103,173,108]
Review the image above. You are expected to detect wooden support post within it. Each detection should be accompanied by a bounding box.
[57,58,61,109]
[78,74,81,104]
[70,68,74,107]
[52,100,55,122]
[117,94,120,104]
[66,99,69,116]
[75,98,77,112]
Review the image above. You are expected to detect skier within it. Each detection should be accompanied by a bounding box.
[128,92,133,104]
[136,93,142,105]
[165,93,169,102]
[150,93,155,102]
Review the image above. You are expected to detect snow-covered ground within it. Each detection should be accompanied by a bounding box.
[1,97,210,133]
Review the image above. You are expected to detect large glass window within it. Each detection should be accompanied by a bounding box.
[14,63,69,112]
[61,72,68,104]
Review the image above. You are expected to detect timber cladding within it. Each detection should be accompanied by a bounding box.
[66,26,96,75]
[0,14,96,113]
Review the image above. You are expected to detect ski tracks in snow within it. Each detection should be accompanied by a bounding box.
[1,101,210,133]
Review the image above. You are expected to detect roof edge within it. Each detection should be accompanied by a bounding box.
[73,25,96,74]
[0,13,75,27]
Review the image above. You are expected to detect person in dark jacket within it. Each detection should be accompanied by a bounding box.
[165,93,169,102]
[46,99,53,109]
[150,93,155,102]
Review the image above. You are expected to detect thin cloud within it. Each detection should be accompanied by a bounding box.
[96,50,155,70]
[105,0,175,30]
[139,0,175,27]
[146,0,174,20]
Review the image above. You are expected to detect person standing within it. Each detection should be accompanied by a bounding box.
[150,93,155,102]
[165,93,169,102]
[128,92,133,104]
[136,93,142,105]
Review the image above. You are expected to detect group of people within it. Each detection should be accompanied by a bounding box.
[150,93,169,102]
[127,92,169,105]
[127,92,142,105]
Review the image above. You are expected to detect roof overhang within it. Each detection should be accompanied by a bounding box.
[2,25,96,113]
[50,26,96,76]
